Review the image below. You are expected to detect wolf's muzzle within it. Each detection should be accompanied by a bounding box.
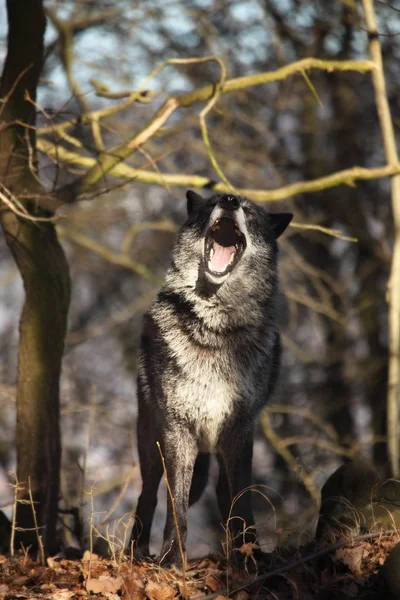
[219,196,239,211]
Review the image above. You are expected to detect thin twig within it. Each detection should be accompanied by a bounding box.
[99,473,133,526]
[266,405,338,441]
[259,410,319,505]
[0,65,32,120]
[0,185,57,222]
[57,226,157,281]
[27,477,45,565]
[9,472,20,557]
[301,70,324,107]
[291,222,357,242]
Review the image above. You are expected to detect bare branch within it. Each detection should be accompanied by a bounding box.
[57,226,159,282]
[266,404,339,441]
[178,57,376,107]
[37,56,376,204]
[0,184,57,221]
[38,138,400,203]
[89,78,155,102]
[291,222,358,242]
[259,410,320,505]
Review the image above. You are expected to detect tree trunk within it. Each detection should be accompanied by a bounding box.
[0,0,70,554]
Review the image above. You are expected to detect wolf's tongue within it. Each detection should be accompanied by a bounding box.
[210,241,235,272]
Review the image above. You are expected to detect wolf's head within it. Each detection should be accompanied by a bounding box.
[165,191,293,310]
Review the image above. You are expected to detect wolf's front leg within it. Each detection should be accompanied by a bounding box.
[218,428,257,550]
[129,426,163,558]
[160,428,198,568]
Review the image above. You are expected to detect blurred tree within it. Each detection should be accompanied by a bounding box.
[0,0,70,553]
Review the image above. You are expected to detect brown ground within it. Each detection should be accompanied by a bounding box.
[0,533,397,600]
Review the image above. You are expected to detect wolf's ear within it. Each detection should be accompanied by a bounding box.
[269,213,293,239]
[186,190,207,216]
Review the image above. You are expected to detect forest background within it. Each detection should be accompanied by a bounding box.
[0,0,399,558]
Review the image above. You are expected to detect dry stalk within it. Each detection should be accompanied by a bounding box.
[225,485,278,568]
[84,480,97,581]
[9,471,22,557]
[27,477,45,565]
[80,385,97,519]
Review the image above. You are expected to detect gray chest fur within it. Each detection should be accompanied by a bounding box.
[166,349,241,451]
[143,303,273,452]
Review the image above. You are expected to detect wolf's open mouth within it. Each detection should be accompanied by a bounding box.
[204,217,246,276]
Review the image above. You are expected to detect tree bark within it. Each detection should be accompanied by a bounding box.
[0,0,70,554]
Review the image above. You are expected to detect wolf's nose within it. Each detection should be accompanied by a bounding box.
[219,196,239,211]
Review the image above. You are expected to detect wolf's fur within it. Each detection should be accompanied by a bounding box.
[130,191,292,566]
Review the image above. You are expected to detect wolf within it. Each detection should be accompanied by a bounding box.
[129,190,292,567]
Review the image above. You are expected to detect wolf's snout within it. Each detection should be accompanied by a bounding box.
[219,195,239,211]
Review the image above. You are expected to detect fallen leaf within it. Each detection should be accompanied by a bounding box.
[40,583,57,591]
[82,550,101,563]
[205,574,223,592]
[144,580,177,600]
[189,591,207,600]
[13,575,30,586]
[336,546,364,577]
[239,543,259,557]
[122,573,146,600]
[85,576,123,594]
[49,590,75,600]
[123,574,145,590]
[47,557,58,568]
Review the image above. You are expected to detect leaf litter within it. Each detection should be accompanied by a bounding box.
[0,532,398,600]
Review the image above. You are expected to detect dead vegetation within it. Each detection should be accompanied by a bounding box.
[0,531,398,600]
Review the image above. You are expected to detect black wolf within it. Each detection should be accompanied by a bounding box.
[129,191,292,567]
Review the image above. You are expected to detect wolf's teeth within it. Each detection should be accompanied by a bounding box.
[210,248,214,259]
[229,253,235,265]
